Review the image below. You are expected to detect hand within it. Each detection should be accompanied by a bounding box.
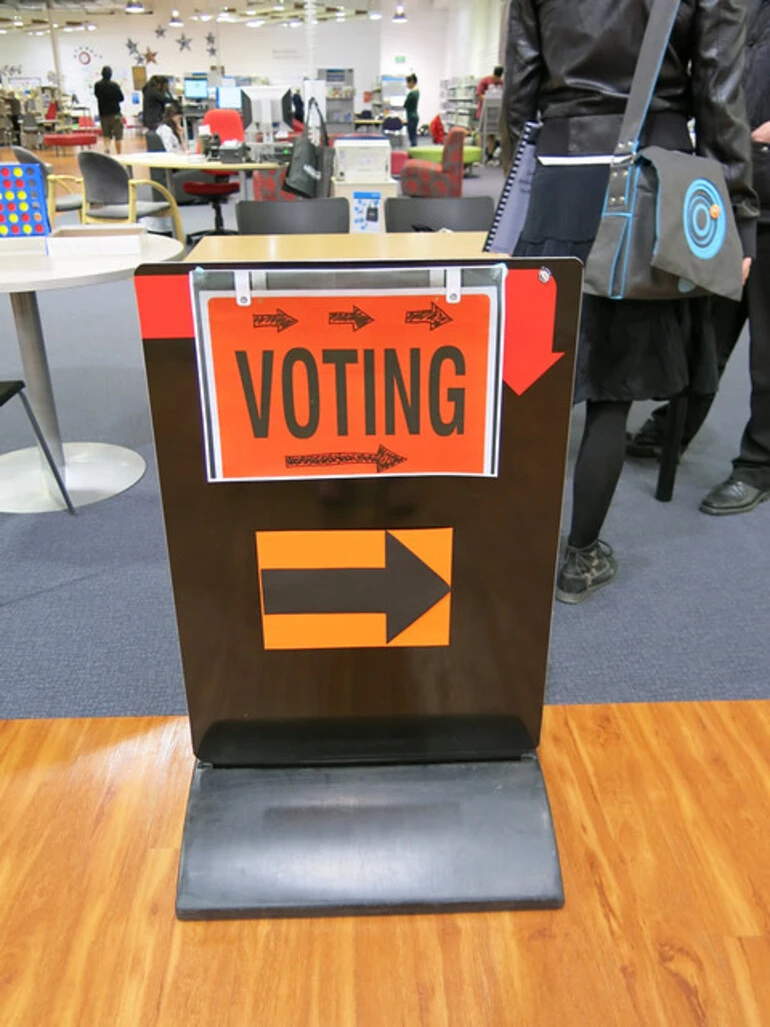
[751,121,770,144]
[742,257,752,286]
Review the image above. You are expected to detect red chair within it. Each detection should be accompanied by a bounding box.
[252,166,300,202]
[401,128,466,198]
[201,108,245,143]
[183,179,240,245]
[187,107,246,238]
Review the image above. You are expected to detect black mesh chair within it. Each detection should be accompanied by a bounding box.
[78,151,184,241]
[235,198,350,235]
[0,381,75,514]
[384,196,495,233]
[12,145,82,223]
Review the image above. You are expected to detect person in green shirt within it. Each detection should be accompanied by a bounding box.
[405,74,419,147]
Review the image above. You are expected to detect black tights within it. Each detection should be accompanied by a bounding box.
[569,400,632,549]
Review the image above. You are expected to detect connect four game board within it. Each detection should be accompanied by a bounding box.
[0,163,51,239]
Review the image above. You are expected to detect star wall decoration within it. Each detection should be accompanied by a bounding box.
[155,25,167,38]
[205,32,216,46]
[144,48,158,64]
[207,46,217,58]
[177,33,192,52]
[125,38,139,55]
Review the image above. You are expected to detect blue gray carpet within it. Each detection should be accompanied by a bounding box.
[0,175,767,717]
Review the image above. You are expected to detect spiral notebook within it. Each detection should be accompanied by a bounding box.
[484,122,540,255]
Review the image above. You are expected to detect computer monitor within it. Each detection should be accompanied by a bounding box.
[184,78,209,101]
[220,76,236,88]
[241,87,293,138]
[217,86,242,110]
[281,89,293,127]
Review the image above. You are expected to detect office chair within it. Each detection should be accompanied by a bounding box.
[12,145,82,224]
[384,196,495,233]
[78,151,184,241]
[0,381,75,514]
[235,198,350,235]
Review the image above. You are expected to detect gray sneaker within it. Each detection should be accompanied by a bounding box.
[556,540,618,604]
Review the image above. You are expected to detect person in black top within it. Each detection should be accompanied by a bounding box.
[404,74,419,147]
[503,0,757,602]
[628,0,770,518]
[94,66,124,155]
[143,76,172,133]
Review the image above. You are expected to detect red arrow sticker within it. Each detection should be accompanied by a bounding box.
[503,268,561,395]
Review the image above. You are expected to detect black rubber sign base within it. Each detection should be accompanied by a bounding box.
[176,756,564,920]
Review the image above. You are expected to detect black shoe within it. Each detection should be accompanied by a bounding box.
[699,477,770,516]
[555,540,618,604]
[626,418,665,459]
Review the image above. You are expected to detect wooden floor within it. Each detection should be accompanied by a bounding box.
[0,702,768,1027]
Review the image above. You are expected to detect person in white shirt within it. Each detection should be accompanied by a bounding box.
[156,102,184,153]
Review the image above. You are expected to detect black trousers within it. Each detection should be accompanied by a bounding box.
[649,222,770,489]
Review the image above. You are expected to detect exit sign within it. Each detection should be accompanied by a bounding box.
[395,55,406,64]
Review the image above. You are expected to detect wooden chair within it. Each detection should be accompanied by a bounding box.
[77,151,183,242]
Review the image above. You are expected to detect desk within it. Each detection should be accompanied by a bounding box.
[186,230,489,264]
[0,233,183,514]
[113,152,280,198]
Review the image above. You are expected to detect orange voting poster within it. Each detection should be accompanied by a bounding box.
[256,529,453,650]
[195,288,502,481]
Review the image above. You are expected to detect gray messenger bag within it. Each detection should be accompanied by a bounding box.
[584,0,744,302]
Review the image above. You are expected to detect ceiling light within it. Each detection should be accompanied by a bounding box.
[246,18,265,27]
[244,7,257,13]
[289,19,301,27]
[87,22,96,30]
[125,1,145,12]
[169,9,183,26]
[392,2,406,21]
[369,9,382,18]
[13,16,24,26]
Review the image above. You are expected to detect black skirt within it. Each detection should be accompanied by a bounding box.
[515,163,720,404]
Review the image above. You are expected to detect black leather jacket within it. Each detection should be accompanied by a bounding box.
[502,0,759,247]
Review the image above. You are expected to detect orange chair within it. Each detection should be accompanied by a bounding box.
[401,127,466,198]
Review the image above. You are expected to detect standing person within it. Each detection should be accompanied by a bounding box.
[627,0,770,518]
[404,74,419,148]
[6,91,21,145]
[476,65,504,160]
[94,66,124,155]
[503,0,757,603]
[142,75,171,133]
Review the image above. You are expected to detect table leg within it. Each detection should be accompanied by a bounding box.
[11,291,64,469]
[0,289,147,514]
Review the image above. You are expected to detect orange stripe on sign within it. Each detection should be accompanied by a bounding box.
[256,530,384,571]
[135,274,194,339]
[256,528,453,650]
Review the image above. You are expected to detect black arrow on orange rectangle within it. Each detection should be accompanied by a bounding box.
[252,309,297,332]
[286,445,406,474]
[261,532,450,642]
[328,305,374,331]
[405,302,452,331]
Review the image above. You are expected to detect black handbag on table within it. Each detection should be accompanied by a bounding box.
[283,97,334,199]
[584,0,744,302]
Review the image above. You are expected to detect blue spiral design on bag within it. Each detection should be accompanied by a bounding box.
[683,179,726,260]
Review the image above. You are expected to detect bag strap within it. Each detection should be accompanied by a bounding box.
[305,96,329,147]
[614,0,681,157]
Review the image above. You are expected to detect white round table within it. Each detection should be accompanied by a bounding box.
[0,233,184,514]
